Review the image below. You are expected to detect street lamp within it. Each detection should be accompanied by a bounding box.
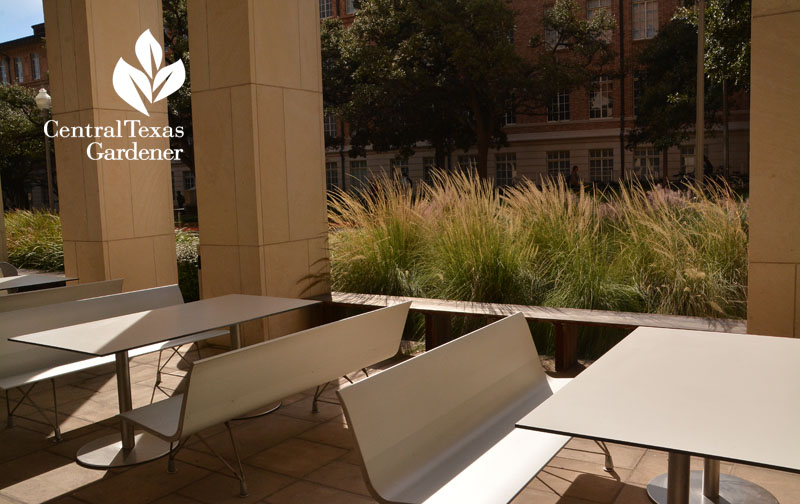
[34,88,54,211]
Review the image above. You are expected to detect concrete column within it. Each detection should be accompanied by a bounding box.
[42,0,177,291]
[747,2,800,337]
[188,0,329,345]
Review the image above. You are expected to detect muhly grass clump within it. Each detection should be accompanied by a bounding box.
[327,171,748,357]
[5,210,64,272]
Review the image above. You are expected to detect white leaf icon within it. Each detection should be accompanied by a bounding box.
[134,29,162,78]
[113,58,152,116]
[152,60,186,103]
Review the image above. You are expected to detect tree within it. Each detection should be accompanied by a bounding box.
[628,0,750,171]
[0,85,48,209]
[323,0,614,178]
[163,0,194,171]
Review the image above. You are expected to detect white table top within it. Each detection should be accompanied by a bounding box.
[9,294,319,357]
[0,274,75,291]
[516,327,800,474]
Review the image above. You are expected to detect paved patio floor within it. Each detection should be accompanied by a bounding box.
[1,346,798,504]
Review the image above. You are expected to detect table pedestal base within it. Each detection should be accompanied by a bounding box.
[76,431,171,469]
[647,471,778,504]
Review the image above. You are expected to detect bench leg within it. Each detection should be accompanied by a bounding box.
[312,382,330,413]
[5,393,13,428]
[425,313,451,351]
[6,382,63,442]
[226,422,248,497]
[194,423,249,497]
[554,323,578,372]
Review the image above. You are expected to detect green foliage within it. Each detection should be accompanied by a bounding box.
[0,85,48,208]
[674,0,751,89]
[327,173,748,357]
[162,0,194,171]
[322,0,614,176]
[175,228,200,301]
[5,210,63,271]
[3,210,201,302]
[629,0,750,150]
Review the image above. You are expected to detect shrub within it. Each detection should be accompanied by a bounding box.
[175,228,200,301]
[5,210,64,271]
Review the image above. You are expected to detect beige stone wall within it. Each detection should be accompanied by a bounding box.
[747,2,800,337]
[43,0,177,291]
[188,0,329,345]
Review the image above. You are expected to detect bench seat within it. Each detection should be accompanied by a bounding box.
[1,285,227,439]
[118,302,412,497]
[337,313,576,504]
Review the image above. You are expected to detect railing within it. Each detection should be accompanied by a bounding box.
[318,292,747,371]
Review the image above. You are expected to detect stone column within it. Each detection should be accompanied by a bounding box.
[43,0,177,291]
[188,0,329,345]
[747,2,800,337]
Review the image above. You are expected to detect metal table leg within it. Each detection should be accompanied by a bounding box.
[76,351,171,469]
[647,456,779,504]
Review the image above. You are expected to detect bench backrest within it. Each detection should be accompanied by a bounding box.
[0,279,124,313]
[176,302,411,439]
[336,312,548,500]
[0,284,185,373]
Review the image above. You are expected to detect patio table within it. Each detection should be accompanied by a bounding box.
[9,294,319,469]
[0,274,76,292]
[516,326,800,504]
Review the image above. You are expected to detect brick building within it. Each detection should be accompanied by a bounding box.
[0,23,48,89]
[320,0,750,189]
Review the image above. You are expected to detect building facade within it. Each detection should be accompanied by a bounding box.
[0,23,48,90]
[320,0,750,189]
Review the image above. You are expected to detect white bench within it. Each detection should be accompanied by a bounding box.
[0,279,124,313]
[118,302,412,497]
[0,284,226,441]
[337,312,610,504]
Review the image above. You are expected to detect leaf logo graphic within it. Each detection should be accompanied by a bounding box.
[112,29,185,117]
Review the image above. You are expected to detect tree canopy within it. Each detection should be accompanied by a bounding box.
[628,0,750,151]
[323,0,615,177]
[0,85,48,208]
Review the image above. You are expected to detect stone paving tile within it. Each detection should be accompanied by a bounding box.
[71,457,210,504]
[175,464,293,504]
[732,463,800,503]
[263,481,376,504]
[0,458,105,504]
[304,460,371,496]
[297,417,354,450]
[4,366,800,504]
[246,438,347,478]
[562,439,645,470]
[274,396,345,423]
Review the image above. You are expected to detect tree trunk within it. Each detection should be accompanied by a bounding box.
[722,79,730,179]
[471,94,489,178]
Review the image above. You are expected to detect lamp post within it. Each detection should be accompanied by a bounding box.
[34,88,54,210]
[695,0,705,188]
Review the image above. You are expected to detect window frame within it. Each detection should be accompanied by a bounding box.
[325,161,339,190]
[589,148,614,182]
[632,0,658,40]
[495,153,516,187]
[548,90,570,122]
[319,0,333,18]
[14,57,23,83]
[633,147,661,180]
[546,150,571,179]
[589,75,613,119]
